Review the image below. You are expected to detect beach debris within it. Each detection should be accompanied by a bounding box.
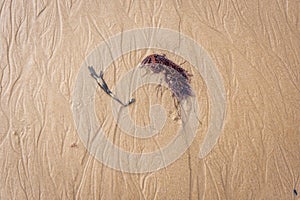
[139,54,194,102]
[88,66,135,107]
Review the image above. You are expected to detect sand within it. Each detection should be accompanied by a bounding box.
[0,1,299,199]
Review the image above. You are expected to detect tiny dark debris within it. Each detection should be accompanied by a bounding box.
[71,143,78,148]
[294,189,298,196]
[294,175,299,196]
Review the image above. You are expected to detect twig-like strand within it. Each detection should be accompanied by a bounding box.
[88,66,135,107]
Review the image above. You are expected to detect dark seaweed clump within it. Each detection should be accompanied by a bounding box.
[140,54,193,102]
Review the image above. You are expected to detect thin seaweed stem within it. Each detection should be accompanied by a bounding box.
[88,66,135,107]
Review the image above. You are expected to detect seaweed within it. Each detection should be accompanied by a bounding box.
[88,66,135,107]
[140,54,194,102]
